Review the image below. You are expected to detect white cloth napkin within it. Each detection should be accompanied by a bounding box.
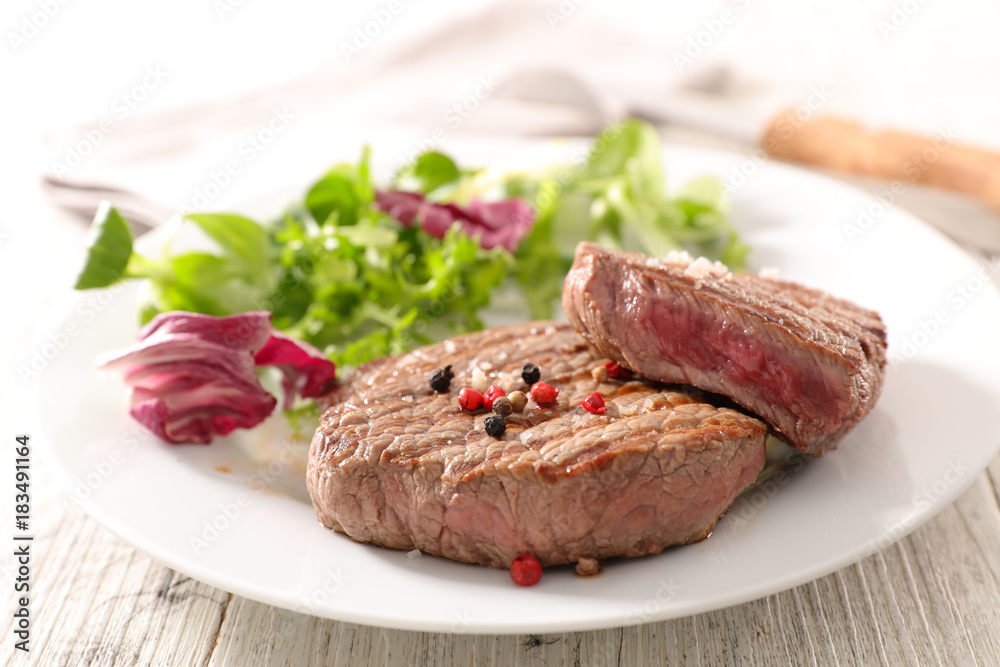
[39,0,1000,254]
[41,0,722,213]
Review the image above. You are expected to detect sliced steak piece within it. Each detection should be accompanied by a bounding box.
[308,322,766,569]
[562,242,887,457]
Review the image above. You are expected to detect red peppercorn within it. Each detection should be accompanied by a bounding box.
[483,384,505,410]
[510,553,543,586]
[581,392,606,414]
[529,381,559,405]
[457,387,483,411]
[604,361,632,380]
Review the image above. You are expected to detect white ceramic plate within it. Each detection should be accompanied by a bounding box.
[33,142,1000,634]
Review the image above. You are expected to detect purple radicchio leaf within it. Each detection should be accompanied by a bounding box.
[96,311,336,444]
[253,330,338,409]
[374,190,535,253]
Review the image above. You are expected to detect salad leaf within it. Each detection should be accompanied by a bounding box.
[253,330,338,407]
[185,213,272,276]
[582,118,664,205]
[304,146,372,226]
[75,120,749,375]
[502,118,747,317]
[95,310,336,444]
[396,151,462,195]
[74,202,135,289]
[374,190,535,252]
[512,179,569,320]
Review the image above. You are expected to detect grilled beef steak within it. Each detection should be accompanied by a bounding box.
[308,322,766,568]
[562,242,887,456]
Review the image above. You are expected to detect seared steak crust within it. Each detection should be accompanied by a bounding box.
[308,322,766,568]
[562,242,887,456]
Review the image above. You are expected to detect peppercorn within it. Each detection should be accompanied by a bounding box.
[604,361,632,380]
[581,392,606,414]
[483,384,505,410]
[521,363,541,386]
[510,553,543,586]
[591,365,609,383]
[529,381,559,405]
[457,387,483,411]
[492,396,514,417]
[507,390,528,413]
[484,414,506,437]
[429,365,454,393]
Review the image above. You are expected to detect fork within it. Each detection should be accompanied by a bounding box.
[42,173,177,236]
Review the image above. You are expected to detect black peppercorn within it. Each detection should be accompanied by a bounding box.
[429,365,454,393]
[484,414,506,437]
[521,363,541,386]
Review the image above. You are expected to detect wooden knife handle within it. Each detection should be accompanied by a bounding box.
[760,110,1000,210]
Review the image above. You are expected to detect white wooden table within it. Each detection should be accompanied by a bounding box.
[6,144,1000,667]
[4,455,1000,666]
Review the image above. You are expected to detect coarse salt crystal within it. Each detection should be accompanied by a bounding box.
[407,549,422,559]
[684,256,730,281]
[401,395,414,403]
[620,404,640,417]
[444,340,457,353]
[471,367,488,392]
[663,249,694,266]
[499,371,520,390]
[759,266,781,279]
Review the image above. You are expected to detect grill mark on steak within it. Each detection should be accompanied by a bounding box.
[562,242,887,456]
[308,322,766,568]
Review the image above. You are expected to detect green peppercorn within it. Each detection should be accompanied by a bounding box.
[484,414,506,437]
